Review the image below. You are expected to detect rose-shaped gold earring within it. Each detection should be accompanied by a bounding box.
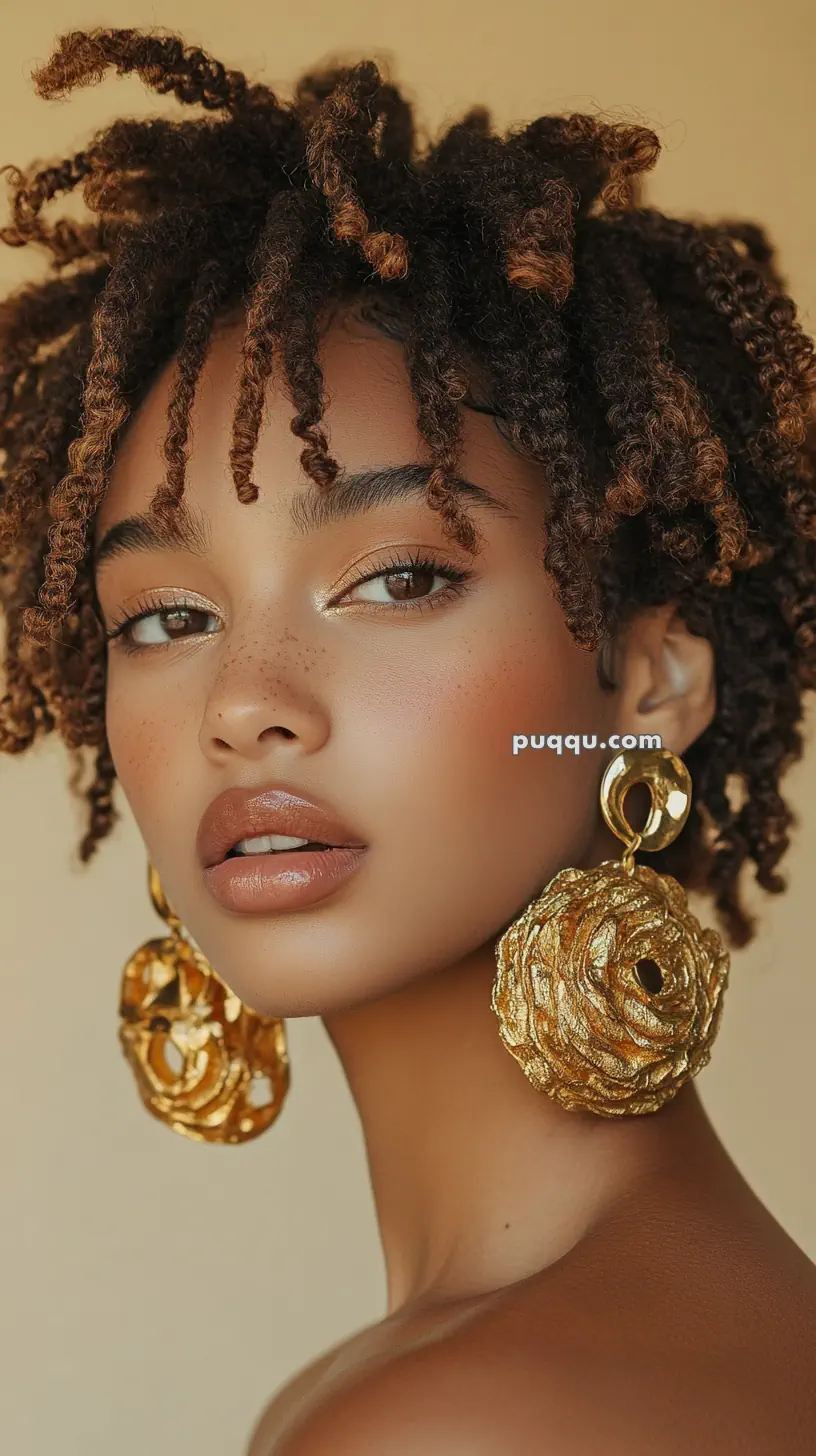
[117,861,290,1143]
[491,747,730,1116]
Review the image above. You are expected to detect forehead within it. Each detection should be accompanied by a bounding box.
[95,300,545,538]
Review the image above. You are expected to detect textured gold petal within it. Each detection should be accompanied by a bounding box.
[492,860,729,1116]
[118,935,290,1143]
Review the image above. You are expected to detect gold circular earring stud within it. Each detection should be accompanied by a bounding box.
[117,862,290,1144]
[491,747,730,1116]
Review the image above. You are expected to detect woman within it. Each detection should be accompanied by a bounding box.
[1,26,815,1455]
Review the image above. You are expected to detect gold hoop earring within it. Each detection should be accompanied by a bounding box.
[117,861,290,1144]
[491,747,730,1116]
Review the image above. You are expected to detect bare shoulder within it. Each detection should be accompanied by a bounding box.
[272,1330,815,1456]
[255,1175,816,1456]
[268,1255,816,1456]
[267,1335,719,1456]
[271,1336,554,1456]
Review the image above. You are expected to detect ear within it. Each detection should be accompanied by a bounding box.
[608,603,716,756]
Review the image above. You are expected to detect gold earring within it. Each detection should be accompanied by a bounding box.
[491,747,730,1116]
[117,861,290,1144]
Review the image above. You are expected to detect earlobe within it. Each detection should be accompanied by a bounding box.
[613,604,716,756]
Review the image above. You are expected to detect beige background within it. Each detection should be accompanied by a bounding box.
[1,3,815,1453]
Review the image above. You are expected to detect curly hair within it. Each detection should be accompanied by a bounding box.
[1,26,815,947]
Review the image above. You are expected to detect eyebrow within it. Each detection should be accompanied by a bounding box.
[92,463,513,573]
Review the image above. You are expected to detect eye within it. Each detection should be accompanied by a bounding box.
[338,553,473,610]
[133,606,219,645]
[349,565,446,603]
[105,599,220,653]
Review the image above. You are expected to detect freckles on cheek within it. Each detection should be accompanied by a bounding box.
[430,623,600,753]
[349,623,594,790]
[432,627,606,855]
[105,691,171,809]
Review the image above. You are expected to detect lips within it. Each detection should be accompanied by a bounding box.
[196,784,367,870]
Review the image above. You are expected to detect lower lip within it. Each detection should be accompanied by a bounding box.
[202,847,367,913]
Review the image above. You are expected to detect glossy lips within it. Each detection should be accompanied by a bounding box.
[197,784,367,914]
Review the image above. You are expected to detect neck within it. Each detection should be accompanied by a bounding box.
[321,941,722,1319]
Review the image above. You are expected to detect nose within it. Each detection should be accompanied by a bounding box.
[198,641,330,762]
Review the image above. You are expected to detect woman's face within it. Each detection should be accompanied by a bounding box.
[93,301,622,1016]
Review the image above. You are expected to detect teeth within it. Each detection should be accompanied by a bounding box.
[233,834,311,855]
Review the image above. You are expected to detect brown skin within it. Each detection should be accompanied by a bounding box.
[93,302,816,1454]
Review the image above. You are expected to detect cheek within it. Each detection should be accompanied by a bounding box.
[343,596,611,764]
[337,598,615,895]
[104,668,180,827]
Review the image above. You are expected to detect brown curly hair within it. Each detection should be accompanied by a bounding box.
[1,26,815,947]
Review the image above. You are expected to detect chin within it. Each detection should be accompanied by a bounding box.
[192,911,499,1020]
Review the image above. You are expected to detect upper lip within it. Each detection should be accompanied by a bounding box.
[197,783,367,869]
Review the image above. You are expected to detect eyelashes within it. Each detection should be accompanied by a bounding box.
[104,550,476,655]
[338,549,472,608]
